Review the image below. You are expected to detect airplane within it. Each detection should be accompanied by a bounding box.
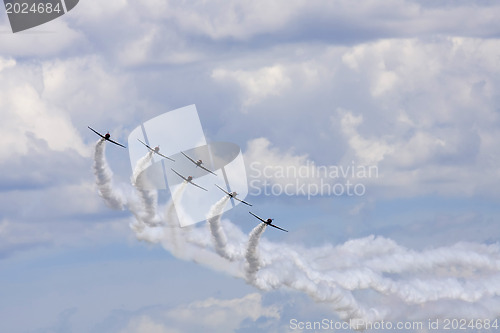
[249,211,288,232]
[137,139,175,162]
[88,126,127,148]
[181,151,217,176]
[215,184,252,206]
[171,168,208,191]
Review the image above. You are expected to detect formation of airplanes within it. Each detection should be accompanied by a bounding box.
[89,126,289,233]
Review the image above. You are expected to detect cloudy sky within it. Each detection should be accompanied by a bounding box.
[1,1,500,332]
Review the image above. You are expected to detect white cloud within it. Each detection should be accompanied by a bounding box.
[167,293,280,327]
[342,41,401,97]
[245,137,310,172]
[0,59,88,160]
[164,1,297,40]
[340,38,500,117]
[244,137,316,188]
[0,57,16,72]
[0,181,131,258]
[41,56,139,126]
[75,0,129,21]
[333,37,500,197]
[338,109,394,165]
[212,65,291,107]
[120,316,180,333]
[0,19,84,57]
[244,137,379,203]
[128,0,500,42]
[117,26,202,67]
[209,36,499,173]
[118,293,281,333]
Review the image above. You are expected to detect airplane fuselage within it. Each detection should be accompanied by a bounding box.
[187,176,193,182]
[154,147,160,153]
[105,133,110,139]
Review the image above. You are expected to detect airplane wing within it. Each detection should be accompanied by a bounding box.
[199,164,217,176]
[233,196,252,207]
[181,152,216,175]
[137,138,154,151]
[171,168,188,182]
[189,180,208,191]
[138,139,174,161]
[107,137,127,148]
[170,169,207,191]
[155,151,175,162]
[215,184,231,196]
[88,126,106,140]
[249,211,267,223]
[181,151,198,164]
[216,185,252,205]
[88,126,126,148]
[269,223,288,232]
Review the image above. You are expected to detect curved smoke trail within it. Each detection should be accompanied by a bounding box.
[165,182,188,227]
[207,196,240,260]
[131,151,153,185]
[92,139,125,210]
[93,148,500,327]
[131,152,159,226]
[160,182,188,252]
[243,234,500,323]
[305,239,500,305]
[245,223,266,284]
[244,223,378,325]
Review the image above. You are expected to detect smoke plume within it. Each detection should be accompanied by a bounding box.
[94,143,500,327]
[92,139,125,210]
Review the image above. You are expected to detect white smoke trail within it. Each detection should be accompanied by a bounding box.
[91,142,241,278]
[287,236,500,305]
[165,182,188,227]
[160,182,188,252]
[244,223,379,325]
[131,152,159,226]
[284,237,500,303]
[207,196,241,260]
[131,151,153,184]
[245,223,266,284]
[92,139,125,210]
[93,147,500,327]
[246,234,500,324]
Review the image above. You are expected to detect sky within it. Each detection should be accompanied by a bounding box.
[1,1,500,332]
